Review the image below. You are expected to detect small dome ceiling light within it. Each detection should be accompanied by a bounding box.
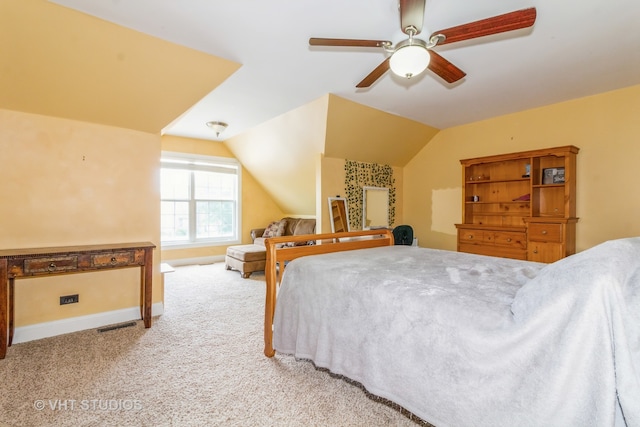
[206,121,228,137]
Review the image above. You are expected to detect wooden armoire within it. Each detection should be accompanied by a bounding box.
[455,145,579,262]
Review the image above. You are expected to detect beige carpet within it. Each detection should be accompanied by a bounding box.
[0,262,426,426]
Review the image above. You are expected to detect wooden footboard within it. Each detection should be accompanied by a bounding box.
[263,229,394,357]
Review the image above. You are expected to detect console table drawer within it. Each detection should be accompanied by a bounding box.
[92,251,135,267]
[24,256,78,274]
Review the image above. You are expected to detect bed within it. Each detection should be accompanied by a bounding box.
[263,231,640,426]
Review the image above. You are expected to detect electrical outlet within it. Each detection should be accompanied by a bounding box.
[60,294,79,305]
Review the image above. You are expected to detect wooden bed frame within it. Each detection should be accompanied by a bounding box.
[263,229,394,357]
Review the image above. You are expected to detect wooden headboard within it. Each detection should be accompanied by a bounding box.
[263,229,394,357]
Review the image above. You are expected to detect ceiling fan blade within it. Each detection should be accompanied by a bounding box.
[356,58,390,88]
[431,7,537,45]
[399,0,426,35]
[309,38,391,48]
[427,50,466,83]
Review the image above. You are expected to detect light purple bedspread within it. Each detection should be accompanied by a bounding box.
[273,238,640,426]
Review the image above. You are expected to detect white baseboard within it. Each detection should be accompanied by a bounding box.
[164,255,225,267]
[12,302,164,344]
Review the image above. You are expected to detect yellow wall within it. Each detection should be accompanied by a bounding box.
[224,96,328,217]
[0,109,161,326]
[404,84,640,252]
[1,0,239,134]
[160,135,285,262]
[319,156,403,233]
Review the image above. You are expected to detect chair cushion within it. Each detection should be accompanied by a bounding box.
[226,244,267,262]
[283,217,316,236]
[262,220,286,238]
[293,219,316,235]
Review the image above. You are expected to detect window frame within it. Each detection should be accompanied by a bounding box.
[161,151,242,249]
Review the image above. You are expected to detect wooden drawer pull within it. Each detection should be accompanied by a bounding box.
[541,230,548,235]
[48,263,56,271]
[507,238,512,242]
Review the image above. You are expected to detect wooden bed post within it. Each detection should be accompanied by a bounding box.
[262,229,394,358]
[264,241,278,357]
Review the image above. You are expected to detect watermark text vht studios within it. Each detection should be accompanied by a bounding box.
[34,399,142,411]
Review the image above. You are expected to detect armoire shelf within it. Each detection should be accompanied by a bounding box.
[455,145,579,262]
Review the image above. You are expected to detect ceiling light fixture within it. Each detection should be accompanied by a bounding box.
[206,121,228,137]
[389,27,431,79]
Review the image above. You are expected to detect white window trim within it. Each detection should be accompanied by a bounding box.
[161,151,242,248]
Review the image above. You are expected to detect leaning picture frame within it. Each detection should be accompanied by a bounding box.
[542,167,565,184]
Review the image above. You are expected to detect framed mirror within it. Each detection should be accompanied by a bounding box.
[362,186,389,229]
[328,197,350,233]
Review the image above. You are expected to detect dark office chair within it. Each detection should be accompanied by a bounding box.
[392,225,414,246]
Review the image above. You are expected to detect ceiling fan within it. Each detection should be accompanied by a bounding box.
[309,0,537,88]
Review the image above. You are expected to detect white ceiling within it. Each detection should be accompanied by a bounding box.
[50,0,640,141]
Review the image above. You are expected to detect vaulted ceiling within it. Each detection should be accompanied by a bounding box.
[1,0,239,134]
[4,0,640,216]
[46,0,640,142]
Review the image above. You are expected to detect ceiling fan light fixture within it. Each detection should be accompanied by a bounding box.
[389,39,430,79]
[206,121,228,137]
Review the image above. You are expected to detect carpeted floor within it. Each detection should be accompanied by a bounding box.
[0,262,425,426]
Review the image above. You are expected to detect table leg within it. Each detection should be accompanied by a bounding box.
[0,259,7,359]
[142,249,153,328]
[8,278,14,346]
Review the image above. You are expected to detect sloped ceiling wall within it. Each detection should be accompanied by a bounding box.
[225,94,440,216]
[0,0,239,134]
[325,95,440,167]
[225,96,329,216]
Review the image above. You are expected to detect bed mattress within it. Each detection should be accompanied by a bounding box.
[273,241,640,426]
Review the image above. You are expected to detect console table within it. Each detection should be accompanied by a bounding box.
[0,242,155,359]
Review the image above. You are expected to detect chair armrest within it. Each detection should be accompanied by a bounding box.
[251,228,266,242]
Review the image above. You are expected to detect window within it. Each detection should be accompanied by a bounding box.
[161,152,241,247]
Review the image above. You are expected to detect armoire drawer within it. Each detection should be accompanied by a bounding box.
[528,223,562,242]
[458,229,483,244]
[493,231,527,249]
